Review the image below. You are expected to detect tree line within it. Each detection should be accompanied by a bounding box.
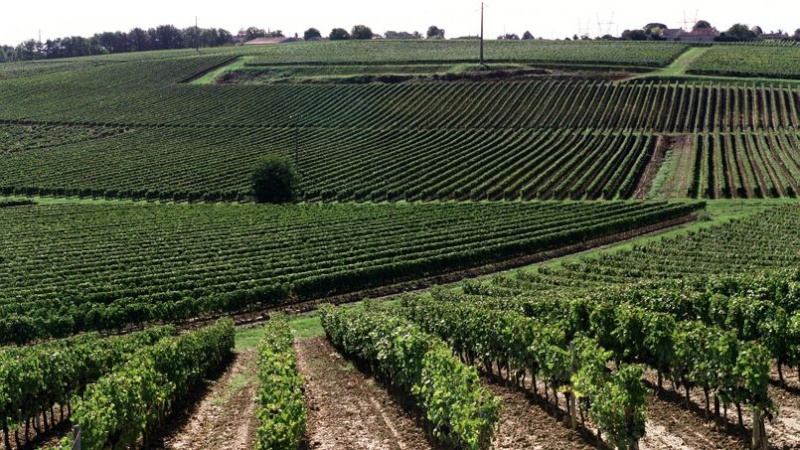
[0,22,545,63]
[0,25,235,62]
[619,21,800,42]
[304,25,447,41]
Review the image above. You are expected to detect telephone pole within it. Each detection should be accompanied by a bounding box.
[480,2,485,65]
[290,114,299,168]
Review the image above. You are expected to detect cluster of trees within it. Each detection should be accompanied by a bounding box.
[303,25,537,41]
[306,25,447,41]
[311,25,376,41]
[620,20,800,42]
[497,31,536,40]
[620,22,672,41]
[0,25,235,62]
[239,27,286,41]
[715,24,798,42]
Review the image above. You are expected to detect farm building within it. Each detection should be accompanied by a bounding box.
[662,27,719,42]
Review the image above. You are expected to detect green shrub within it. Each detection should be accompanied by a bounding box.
[251,156,299,204]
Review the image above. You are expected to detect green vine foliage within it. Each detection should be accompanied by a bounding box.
[255,314,306,450]
[320,304,500,450]
[0,326,175,449]
[401,294,649,449]
[64,319,234,450]
[589,365,648,450]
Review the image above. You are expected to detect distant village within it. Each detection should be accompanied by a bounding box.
[615,21,795,43]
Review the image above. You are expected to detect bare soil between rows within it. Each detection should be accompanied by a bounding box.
[297,336,432,450]
[484,381,599,450]
[146,351,259,450]
[298,336,611,450]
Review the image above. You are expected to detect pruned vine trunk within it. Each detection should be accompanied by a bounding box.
[567,393,577,429]
[751,409,768,450]
[3,423,11,450]
[736,403,744,429]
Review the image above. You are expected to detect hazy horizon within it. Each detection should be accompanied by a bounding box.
[2,0,799,47]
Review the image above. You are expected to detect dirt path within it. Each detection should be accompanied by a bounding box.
[638,366,800,450]
[633,135,669,199]
[484,382,598,450]
[297,336,432,450]
[648,134,695,199]
[149,351,259,450]
[630,47,711,80]
[641,392,745,450]
[767,367,800,449]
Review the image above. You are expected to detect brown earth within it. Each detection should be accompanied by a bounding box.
[297,336,432,450]
[5,409,72,450]
[768,366,800,449]
[659,134,696,199]
[148,351,259,450]
[639,365,800,450]
[641,391,744,450]
[633,135,669,199]
[484,381,599,450]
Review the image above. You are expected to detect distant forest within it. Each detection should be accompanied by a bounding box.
[0,25,241,62]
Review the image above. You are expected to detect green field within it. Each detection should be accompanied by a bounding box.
[3,49,800,201]
[0,200,699,344]
[242,40,689,67]
[688,45,800,79]
[8,38,800,450]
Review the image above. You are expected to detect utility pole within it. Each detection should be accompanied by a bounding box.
[292,115,299,168]
[195,16,200,52]
[480,2,485,65]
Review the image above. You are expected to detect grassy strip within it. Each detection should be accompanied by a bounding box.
[190,56,252,85]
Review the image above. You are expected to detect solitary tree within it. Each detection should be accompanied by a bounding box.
[721,23,757,41]
[244,27,267,41]
[522,31,534,40]
[427,26,445,39]
[251,156,300,203]
[329,28,350,41]
[694,20,713,30]
[351,25,374,40]
[621,29,648,41]
[644,23,667,31]
[304,28,322,41]
[644,23,667,40]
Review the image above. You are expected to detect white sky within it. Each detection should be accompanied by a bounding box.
[1,0,798,46]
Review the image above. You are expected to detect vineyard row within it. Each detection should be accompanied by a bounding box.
[0,201,700,344]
